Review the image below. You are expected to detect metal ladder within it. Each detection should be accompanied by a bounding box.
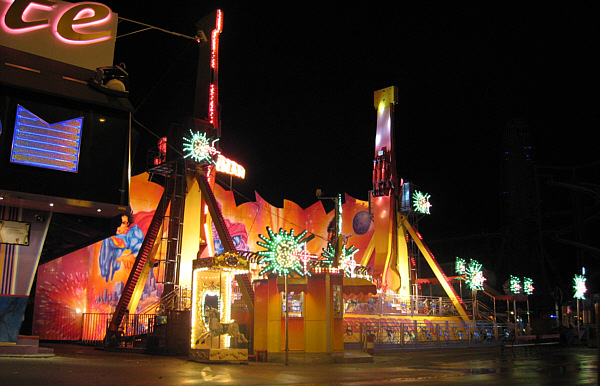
[105,175,177,344]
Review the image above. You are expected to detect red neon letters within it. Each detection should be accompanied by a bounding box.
[2,0,113,44]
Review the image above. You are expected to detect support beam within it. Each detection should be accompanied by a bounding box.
[400,215,470,322]
[195,172,254,314]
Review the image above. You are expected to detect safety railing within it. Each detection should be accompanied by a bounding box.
[343,319,512,350]
[345,293,471,317]
[81,313,156,346]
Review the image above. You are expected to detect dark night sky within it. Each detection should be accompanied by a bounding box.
[105,2,598,248]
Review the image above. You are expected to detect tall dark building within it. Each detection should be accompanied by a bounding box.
[501,120,545,284]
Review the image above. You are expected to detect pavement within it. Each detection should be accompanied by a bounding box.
[0,342,597,385]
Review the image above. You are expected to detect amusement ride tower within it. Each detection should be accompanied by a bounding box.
[360,86,469,322]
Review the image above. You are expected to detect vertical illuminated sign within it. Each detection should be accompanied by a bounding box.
[208,9,223,130]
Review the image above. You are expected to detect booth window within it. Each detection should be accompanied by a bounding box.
[281,291,304,317]
[333,285,343,317]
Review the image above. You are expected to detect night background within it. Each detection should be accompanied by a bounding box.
[102,2,598,307]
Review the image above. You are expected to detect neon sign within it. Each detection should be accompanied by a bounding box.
[412,190,432,214]
[10,105,83,172]
[509,275,522,294]
[257,227,312,277]
[465,259,486,291]
[1,0,114,44]
[182,130,219,164]
[215,155,245,179]
[455,257,466,275]
[523,277,534,295]
[321,242,359,277]
[573,274,587,300]
[208,9,223,128]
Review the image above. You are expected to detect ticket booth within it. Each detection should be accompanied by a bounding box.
[253,272,345,362]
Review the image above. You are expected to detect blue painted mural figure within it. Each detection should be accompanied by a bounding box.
[99,213,144,282]
[212,218,249,255]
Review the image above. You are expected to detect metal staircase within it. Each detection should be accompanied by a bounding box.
[105,162,255,346]
[105,176,176,344]
[157,160,187,293]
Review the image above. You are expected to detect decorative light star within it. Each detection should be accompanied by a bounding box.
[465,259,486,291]
[510,275,522,294]
[412,190,432,214]
[573,274,587,300]
[455,257,467,275]
[183,130,220,163]
[523,277,534,295]
[321,242,359,277]
[256,227,312,277]
[295,244,318,275]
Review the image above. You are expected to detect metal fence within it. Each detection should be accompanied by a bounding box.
[344,320,511,350]
[344,293,474,317]
[81,313,157,346]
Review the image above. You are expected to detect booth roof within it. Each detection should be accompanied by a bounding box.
[342,277,377,298]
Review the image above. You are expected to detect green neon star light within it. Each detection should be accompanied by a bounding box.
[573,274,587,300]
[523,277,534,295]
[257,227,312,277]
[412,190,432,214]
[455,257,467,275]
[465,259,486,290]
[510,275,522,294]
[182,130,219,163]
[321,242,359,277]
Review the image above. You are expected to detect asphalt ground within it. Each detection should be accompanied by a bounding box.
[0,343,597,385]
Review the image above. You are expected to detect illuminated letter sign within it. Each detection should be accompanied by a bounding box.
[3,0,55,32]
[55,2,112,43]
[3,0,112,42]
[10,105,83,172]
[216,155,245,179]
[208,10,223,128]
[1,0,116,69]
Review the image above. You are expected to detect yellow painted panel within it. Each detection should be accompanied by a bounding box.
[396,224,411,296]
[333,318,344,351]
[267,319,282,352]
[305,276,326,321]
[304,320,327,352]
[253,280,269,351]
[179,179,202,288]
[280,318,304,351]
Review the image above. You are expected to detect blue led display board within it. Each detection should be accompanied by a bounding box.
[10,105,83,172]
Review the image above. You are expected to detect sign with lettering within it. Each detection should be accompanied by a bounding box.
[0,220,31,246]
[216,154,245,179]
[0,0,117,70]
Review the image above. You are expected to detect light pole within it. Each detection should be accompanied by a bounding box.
[257,227,314,366]
[573,269,587,345]
[284,275,289,365]
[316,190,343,266]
